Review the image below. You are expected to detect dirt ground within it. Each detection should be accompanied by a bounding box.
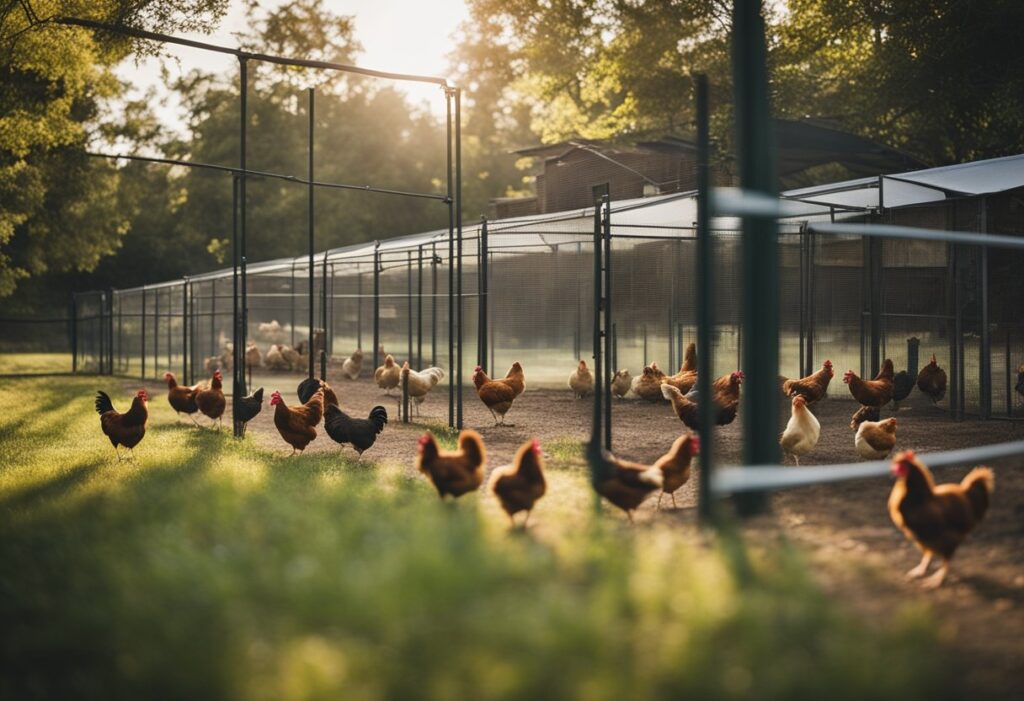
[132,370,1024,700]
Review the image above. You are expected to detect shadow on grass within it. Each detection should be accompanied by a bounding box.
[0,460,104,512]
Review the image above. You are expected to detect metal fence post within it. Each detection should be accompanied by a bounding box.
[589,189,607,503]
[478,217,488,370]
[373,241,381,371]
[407,250,413,367]
[141,287,147,380]
[356,263,363,350]
[182,278,189,382]
[445,86,455,429]
[695,72,716,525]
[602,194,612,451]
[107,289,114,374]
[233,55,249,438]
[70,293,78,373]
[290,261,297,347]
[455,87,464,430]
[322,250,329,365]
[431,242,438,367]
[307,86,316,381]
[117,291,123,374]
[980,197,991,419]
[417,246,424,369]
[733,0,778,515]
[154,286,160,375]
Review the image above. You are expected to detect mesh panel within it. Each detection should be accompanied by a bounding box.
[68,189,1023,422]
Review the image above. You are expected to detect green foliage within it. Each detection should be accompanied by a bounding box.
[0,375,960,700]
[0,0,229,298]
[455,0,1024,167]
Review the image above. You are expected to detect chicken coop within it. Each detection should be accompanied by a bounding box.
[71,154,1024,424]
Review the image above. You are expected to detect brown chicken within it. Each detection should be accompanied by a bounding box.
[589,445,664,522]
[270,387,324,455]
[889,450,994,588]
[842,359,894,408]
[375,354,401,394]
[855,417,897,460]
[164,372,200,424]
[95,389,149,461]
[631,363,668,402]
[782,359,833,403]
[663,343,698,394]
[489,438,547,526]
[849,404,881,429]
[657,433,700,509]
[473,363,525,425]
[417,430,486,499]
[662,371,743,430]
[195,370,227,428]
[568,360,594,398]
[916,354,947,405]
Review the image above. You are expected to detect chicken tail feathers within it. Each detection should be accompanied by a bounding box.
[639,464,664,489]
[95,390,115,415]
[660,383,681,402]
[458,430,486,467]
[369,406,388,433]
[961,467,995,520]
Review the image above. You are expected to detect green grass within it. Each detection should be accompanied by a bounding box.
[0,352,73,374]
[0,376,959,700]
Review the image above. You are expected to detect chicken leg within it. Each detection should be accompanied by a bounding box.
[921,561,949,589]
[905,551,933,579]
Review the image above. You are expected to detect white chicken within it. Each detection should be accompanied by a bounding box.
[855,417,898,460]
[257,320,285,343]
[611,369,631,398]
[569,360,594,398]
[245,342,262,369]
[280,344,301,370]
[342,349,363,380]
[400,362,446,415]
[779,394,820,465]
[265,344,289,371]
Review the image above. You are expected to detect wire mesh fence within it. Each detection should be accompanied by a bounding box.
[62,182,1024,428]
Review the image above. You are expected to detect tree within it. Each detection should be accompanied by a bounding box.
[0,0,228,300]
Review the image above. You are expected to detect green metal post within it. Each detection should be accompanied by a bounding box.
[732,0,778,514]
[695,73,716,524]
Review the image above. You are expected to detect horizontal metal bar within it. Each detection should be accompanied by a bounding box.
[711,189,826,219]
[85,152,448,202]
[808,222,1024,250]
[51,16,449,86]
[712,439,1024,494]
[0,317,71,323]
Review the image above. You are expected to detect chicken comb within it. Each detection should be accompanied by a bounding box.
[902,449,916,461]
[418,433,432,446]
[474,365,482,372]
[531,438,541,453]
[689,434,701,454]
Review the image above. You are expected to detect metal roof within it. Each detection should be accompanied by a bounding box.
[128,152,1021,284]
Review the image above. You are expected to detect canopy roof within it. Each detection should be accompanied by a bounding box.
[120,153,1024,291]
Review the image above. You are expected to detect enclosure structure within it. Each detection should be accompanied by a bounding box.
[71,154,1024,428]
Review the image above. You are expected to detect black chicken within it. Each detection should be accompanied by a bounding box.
[297,376,339,407]
[235,387,264,437]
[1015,364,1024,399]
[324,404,388,456]
[891,340,919,410]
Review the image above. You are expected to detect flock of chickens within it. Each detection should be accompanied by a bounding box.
[90,339,1011,588]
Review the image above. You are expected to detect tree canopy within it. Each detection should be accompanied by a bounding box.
[4,0,1024,310]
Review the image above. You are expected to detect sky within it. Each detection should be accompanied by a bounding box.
[114,0,470,137]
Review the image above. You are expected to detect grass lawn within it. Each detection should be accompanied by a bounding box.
[0,375,958,700]
[0,352,73,375]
